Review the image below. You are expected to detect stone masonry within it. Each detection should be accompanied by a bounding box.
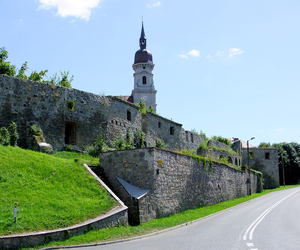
[100,147,262,224]
[0,75,202,151]
[242,147,279,188]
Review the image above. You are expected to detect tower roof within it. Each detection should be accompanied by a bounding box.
[134,22,153,64]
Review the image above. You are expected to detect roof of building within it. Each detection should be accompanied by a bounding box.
[115,176,151,199]
[134,22,153,64]
[134,49,153,64]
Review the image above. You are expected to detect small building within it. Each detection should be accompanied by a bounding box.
[233,138,279,189]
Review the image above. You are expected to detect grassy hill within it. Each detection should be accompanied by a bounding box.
[0,146,118,236]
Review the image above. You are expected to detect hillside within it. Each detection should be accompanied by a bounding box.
[0,146,118,236]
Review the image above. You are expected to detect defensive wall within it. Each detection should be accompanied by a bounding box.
[242,147,279,189]
[0,75,202,151]
[100,147,262,225]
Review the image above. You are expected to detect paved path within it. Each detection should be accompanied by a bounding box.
[69,187,300,250]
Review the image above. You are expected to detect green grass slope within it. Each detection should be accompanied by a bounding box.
[0,146,117,236]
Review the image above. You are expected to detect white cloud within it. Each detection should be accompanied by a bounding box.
[276,128,285,132]
[147,1,162,8]
[207,55,212,59]
[187,49,200,57]
[38,0,101,20]
[216,51,224,57]
[179,54,188,59]
[180,49,200,59]
[228,48,244,57]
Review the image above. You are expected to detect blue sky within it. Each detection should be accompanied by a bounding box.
[1,0,300,146]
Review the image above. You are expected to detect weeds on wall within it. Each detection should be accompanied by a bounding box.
[198,140,239,156]
[29,124,43,143]
[67,100,75,111]
[155,140,168,149]
[211,135,232,146]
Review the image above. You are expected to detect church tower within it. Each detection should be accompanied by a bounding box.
[132,23,157,111]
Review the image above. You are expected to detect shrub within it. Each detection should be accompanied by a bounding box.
[85,133,108,157]
[8,121,18,146]
[134,131,145,148]
[0,127,10,146]
[155,140,168,149]
[211,135,231,146]
[137,98,146,115]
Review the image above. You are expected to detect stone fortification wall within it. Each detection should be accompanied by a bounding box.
[198,148,242,167]
[142,113,204,150]
[242,147,279,188]
[207,139,232,151]
[0,75,201,151]
[100,148,261,221]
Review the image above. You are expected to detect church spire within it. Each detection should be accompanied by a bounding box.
[139,22,147,50]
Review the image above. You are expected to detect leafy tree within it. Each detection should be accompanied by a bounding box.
[28,69,48,82]
[258,142,272,148]
[272,142,300,185]
[0,47,16,76]
[16,61,29,79]
[138,98,146,115]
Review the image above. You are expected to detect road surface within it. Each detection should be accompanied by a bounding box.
[71,187,300,250]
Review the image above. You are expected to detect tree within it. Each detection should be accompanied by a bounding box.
[0,47,16,76]
[272,142,300,185]
[137,98,146,115]
[16,61,29,79]
[258,142,272,148]
[28,69,48,82]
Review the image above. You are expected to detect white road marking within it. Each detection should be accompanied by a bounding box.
[247,243,254,247]
[243,189,300,242]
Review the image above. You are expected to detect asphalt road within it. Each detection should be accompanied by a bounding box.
[71,187,300,250]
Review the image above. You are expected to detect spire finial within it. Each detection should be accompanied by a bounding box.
[139,22,146,50]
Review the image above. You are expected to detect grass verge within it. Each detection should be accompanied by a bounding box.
[37,185,299,249]
[0,145,117,236]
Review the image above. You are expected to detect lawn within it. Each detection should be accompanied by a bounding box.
[0,145,117,236]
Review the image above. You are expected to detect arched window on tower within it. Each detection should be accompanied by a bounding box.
[143,76,147,84]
